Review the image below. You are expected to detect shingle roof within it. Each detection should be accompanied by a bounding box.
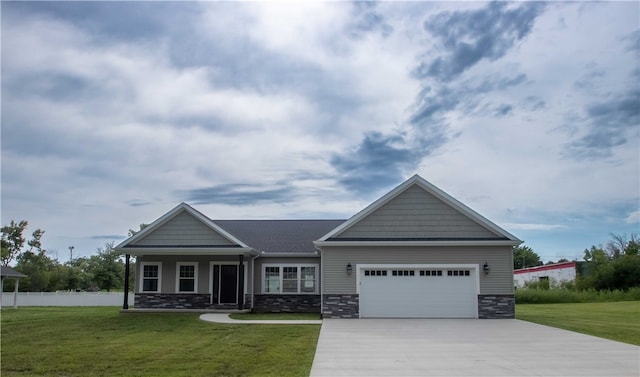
[1,266,26,278]
[213,220,345,254]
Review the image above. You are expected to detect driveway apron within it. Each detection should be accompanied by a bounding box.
[310,319,639,377]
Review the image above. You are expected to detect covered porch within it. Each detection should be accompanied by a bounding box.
[120,249,258,311]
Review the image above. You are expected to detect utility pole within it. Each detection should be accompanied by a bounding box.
[69,246,75,261]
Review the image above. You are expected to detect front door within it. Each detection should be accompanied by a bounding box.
[212,264,238,305]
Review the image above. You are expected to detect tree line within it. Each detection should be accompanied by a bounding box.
[514,233,640,291]
[1,220,133,292]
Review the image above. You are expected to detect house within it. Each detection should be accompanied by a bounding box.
[115,175,522,318]
[514,261,577,288]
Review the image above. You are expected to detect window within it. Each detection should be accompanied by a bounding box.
[364,269,387,276]
[264,266,280,293]
[419,270,443,276]
[283,267,298,293]
[392,270,415,276]
[176,262,198,293]
[262,264,318,294]
[447,270,470,277]
[301,267,316,293]
[140,262,162,292]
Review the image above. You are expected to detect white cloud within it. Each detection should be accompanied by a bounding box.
[626,210,640,224]
[503,223,568,231]
[1,2,638,261]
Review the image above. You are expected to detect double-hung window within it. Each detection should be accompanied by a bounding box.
[176,262,198,293]
[140,262,162,292]
[262,264,318,294]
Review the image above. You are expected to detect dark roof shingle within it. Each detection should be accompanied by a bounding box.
[213,220,345,254]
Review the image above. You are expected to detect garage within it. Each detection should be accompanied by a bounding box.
[358,264,479,318]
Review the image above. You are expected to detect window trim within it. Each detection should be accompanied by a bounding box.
[139,262,162,293]
[261,263,319,294]
[176,262,198,293]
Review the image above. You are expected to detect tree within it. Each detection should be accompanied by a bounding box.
[1,220,28,266]
[578,233,640,291]
[513,245,541,269]
[87,242,125,292]
[128,223,149,237]
[15,249,57,291]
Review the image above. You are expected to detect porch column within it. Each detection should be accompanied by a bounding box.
[13,278,19,309]
[123,254,130,310]
[238,254,244,310]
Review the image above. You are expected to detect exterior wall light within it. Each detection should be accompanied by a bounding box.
[346,262,353,275]
[483,262,491,274]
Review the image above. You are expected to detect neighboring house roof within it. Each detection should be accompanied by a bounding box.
[1,266,26,278]
[214,220,345,255]
[514,261,576,275]
[316,174,522,246]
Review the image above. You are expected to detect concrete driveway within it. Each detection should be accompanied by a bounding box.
[310,319,639,377]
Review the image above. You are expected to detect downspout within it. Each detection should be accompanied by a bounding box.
[123,254,130,310]
[250,253,260,312]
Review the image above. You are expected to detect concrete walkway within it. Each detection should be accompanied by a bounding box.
[199,313,322,325]
[310,319,640,377]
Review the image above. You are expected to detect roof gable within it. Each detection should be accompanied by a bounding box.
[318,175,520,243]
[116,203,249,249]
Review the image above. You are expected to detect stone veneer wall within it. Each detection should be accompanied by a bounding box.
[135,293,252,310]
[135,294,210,309]
[322,294,359,318]
[253,294,321,313]
[477,294,515,319]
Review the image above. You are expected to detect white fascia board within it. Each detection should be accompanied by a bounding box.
[116,247,258,256]
[115,202,188,248]
[258,252,319,257]
[115,202,251,249]
[317,176,418,241]
[313,240,522,248]
[317,174,522,243]
[412,177,522,242]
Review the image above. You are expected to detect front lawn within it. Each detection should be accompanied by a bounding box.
[1,307,320,377]
[516,301,640,345]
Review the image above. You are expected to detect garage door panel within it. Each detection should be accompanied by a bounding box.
[359,267,478,318]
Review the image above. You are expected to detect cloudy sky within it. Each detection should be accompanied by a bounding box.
[2,1,638,263]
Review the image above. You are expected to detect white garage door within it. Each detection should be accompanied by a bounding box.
[359,266,478,318]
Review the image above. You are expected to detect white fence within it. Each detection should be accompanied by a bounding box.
[1,291,134,307]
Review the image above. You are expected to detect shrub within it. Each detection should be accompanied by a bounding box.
[515,287,640,304]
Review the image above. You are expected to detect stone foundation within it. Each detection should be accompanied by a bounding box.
[253,294,321,313]
[478,294,515,319]
[135,293,211,309]
[322,294,359,318]
[135,293,252,310]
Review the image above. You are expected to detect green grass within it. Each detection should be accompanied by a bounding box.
[1,307,320,377]
[516,301,640,345]
[230,312,321,320]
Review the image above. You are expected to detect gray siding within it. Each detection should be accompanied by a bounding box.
[253,257,321,294]
[320,246,513,295]
[136,255,252,294]
[337,185,499,239]
[132,211,236,246]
